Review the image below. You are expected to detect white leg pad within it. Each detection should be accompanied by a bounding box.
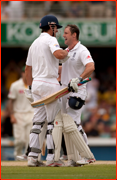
[64,133,81,162]
[63,133,74,160]
[62,114,94,159]
[72,144,82,161]
[78,125,88,145]
[70,130,94,158]
[52,111,63,161]
[38,121,47,161]
[62,113,77,133]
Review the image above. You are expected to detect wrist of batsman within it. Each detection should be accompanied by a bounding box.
[28,85,31,90]
[78,77,83,82]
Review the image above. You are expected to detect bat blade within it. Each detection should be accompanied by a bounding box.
[31,87,69,108]
[31,77,91,108]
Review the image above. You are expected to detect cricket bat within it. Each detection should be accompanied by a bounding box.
[31,77,91,108]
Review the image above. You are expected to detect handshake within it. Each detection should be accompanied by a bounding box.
[68,77,83,93]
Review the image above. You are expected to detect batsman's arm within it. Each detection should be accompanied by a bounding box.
[80,62,95,80]
[25,65,32,86]
[57,65,62,83]
[53,49,68,59]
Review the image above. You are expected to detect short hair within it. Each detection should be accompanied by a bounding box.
[41,25,50,32]
[65,24,80,40]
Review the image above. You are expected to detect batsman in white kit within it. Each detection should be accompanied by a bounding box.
[52,25,96,166]
[25,15,70,167]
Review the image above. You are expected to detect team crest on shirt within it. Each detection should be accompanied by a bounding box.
[54,44,60,47]
[71,52,76,61]
[73,52,76,58]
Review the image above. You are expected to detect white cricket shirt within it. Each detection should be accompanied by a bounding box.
[61,41,94,90]
[8,78,34,113]
[26,32,62,79]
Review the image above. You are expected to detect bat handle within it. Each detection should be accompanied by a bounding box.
[78,77,91,86]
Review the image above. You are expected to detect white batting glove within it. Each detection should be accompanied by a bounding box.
[59,54,70,63]
[24,89,34,103]
[59,48,70,63]
[68,78,80,93]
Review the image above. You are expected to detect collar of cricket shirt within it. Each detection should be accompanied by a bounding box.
[69,41,81,51]
[41,32,50,36]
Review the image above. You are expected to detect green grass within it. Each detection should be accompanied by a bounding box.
[1,165,116,179]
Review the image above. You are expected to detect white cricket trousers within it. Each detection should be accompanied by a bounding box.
[32,78,61,123]
[29,78,61,160]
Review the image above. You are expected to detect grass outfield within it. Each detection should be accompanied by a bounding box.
[1,164,116,179]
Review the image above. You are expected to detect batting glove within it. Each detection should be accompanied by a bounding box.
[59,48,70,64]
[24,88,34,103]
[59,53,70,63]
[68,77,83,93]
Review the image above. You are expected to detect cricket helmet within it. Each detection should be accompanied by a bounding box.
[39,15,62,29]
[68,96,85,110]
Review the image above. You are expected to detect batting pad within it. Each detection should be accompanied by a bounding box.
[63,114,94,159]
[52,111,63,161]
[64,133,74,160]
[70,130,94,159]
[77,125,88,145]
[72,143,82,161]
[38,121,47,161]
[62,114,78,133]
[64,133,81,162]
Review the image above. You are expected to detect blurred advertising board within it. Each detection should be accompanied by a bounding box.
[1,19,116,47]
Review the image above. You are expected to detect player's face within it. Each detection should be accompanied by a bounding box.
[54,25,58,37]
[50,24,58,37]
[63,27,73,46]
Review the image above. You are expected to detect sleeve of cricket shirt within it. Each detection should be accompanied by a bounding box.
[49,36,62,54]
[80,49,94,66]
[8,82,17,100]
